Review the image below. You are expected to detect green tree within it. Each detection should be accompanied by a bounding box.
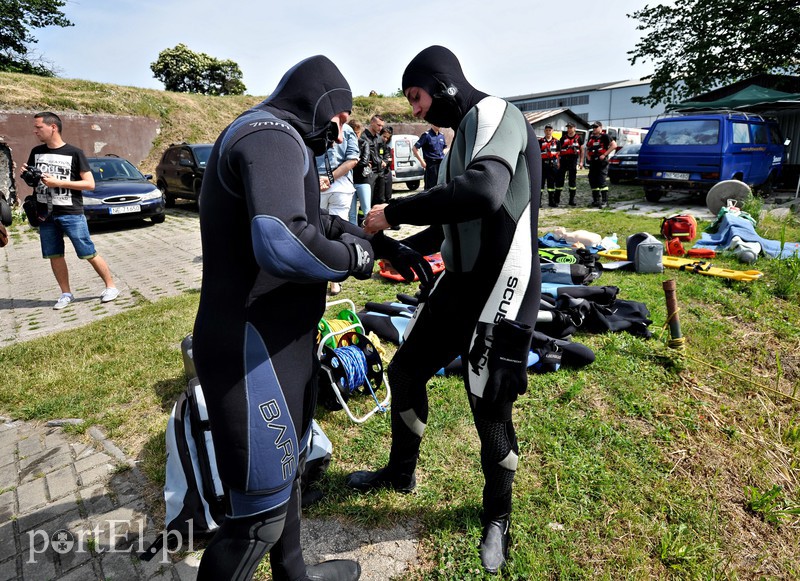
[0,0,72,75]
[150,44,246,96]
[628,0,800,106]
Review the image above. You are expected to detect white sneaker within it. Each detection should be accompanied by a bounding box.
[53,293,74,310]
[100,287,120,303]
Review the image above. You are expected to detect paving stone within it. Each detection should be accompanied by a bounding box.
[17,499,79,535]
[57,561,99,581]
[0,490,14,525]
[43,430,72,451]
[99,551,140,580]
[15,477,48,514]
[46,465,79,501]
[0,557,19,581]
[78,462,116,487]
[78,483,115,517]
[0,521,16,561]
[17,434,43,458]
[174,553,202,581]
[0,467,15,491]
[89,507,149,553]
[74,452,114,474]
[19,545,56,581]
[20,449,73,481]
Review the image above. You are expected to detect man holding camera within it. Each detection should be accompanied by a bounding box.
[22,112,119,310]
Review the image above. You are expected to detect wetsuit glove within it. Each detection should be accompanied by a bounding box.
[484,318,534,404]
[369,232,435,289]
[339,233,375,280]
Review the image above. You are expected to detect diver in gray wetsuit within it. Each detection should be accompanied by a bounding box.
[347,45,542,574]
[193,55,432,581]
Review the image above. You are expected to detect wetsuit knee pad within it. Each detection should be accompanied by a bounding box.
[197,505,287,581]
[475,416,518,468]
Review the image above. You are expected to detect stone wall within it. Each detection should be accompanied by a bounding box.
[0,111,160,197]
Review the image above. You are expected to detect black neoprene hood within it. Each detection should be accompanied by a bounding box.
[401,45,487,129]
[261,55,352,141]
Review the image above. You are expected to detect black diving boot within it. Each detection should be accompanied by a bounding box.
[346,466,416,493]
[479,515,511,575]
[306,559,361,581]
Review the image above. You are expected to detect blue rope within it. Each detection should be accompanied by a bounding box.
[334,345,367,393]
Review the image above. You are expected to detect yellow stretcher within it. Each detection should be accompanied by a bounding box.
[597,249,764,282]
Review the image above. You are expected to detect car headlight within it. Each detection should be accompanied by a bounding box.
[139,188,163,201]
[82,196,103,205]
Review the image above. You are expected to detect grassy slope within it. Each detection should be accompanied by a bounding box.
[1,73,800,578]
[0,72,414,175]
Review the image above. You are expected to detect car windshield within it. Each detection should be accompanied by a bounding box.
[621,144,641,155]
[89,158,146,181]
[192,145,213,167]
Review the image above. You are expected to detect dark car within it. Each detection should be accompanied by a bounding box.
[155,143,213,206]
[608,143,641,184]
[84,156,165,224]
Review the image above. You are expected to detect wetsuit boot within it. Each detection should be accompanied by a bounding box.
[346,364,421,493]
[479,514,510,575]
[305,560,362,580]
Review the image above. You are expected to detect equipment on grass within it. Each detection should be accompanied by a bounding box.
[598,248,763,282]
[661,214,697,241]
[317,299,390,423]
[706,180,751,215]
[378,252,444,282]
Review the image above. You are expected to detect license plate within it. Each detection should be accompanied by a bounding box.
[620,161,636,166]
[110,205,141,215]
[663,172,689,180]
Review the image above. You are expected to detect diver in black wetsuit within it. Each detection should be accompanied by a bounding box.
[192,55,432,581]
[347,46,542,575]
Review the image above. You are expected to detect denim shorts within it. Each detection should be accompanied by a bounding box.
[39,214,97,259]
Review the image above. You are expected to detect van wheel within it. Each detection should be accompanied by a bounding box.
[757,173,774,197]
[406,181,420,191]
[644,188,662,203]
[158,182,175,208]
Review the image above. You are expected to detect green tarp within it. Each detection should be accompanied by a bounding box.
[668,85,800,111]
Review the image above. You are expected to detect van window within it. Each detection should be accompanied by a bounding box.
[750,124,768,144]
[648,119,719,146]
[395,139,411,159]
[732,123,750,144]
[769,125,782,145]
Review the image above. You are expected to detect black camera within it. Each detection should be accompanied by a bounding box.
[21,166,43,188]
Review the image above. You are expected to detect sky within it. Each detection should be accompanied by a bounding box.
[30,0,657,99]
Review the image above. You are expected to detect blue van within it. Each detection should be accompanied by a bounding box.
[637,112,786,202]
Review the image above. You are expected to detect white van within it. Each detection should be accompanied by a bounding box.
[390,134,425,191]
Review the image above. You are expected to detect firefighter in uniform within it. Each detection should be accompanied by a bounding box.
[556,121,583,206]
[585,121,616,208]
[539,124,560,207]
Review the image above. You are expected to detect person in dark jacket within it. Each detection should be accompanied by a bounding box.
[350,120,372,225]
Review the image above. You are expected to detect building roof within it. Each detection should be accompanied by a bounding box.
[522,109,589,128]
[506,79,647,101]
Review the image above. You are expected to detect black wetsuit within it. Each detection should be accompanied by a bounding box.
[350,46,541,531]
[193,56,372,581]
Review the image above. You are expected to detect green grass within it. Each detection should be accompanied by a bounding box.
[1,202,800,578]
